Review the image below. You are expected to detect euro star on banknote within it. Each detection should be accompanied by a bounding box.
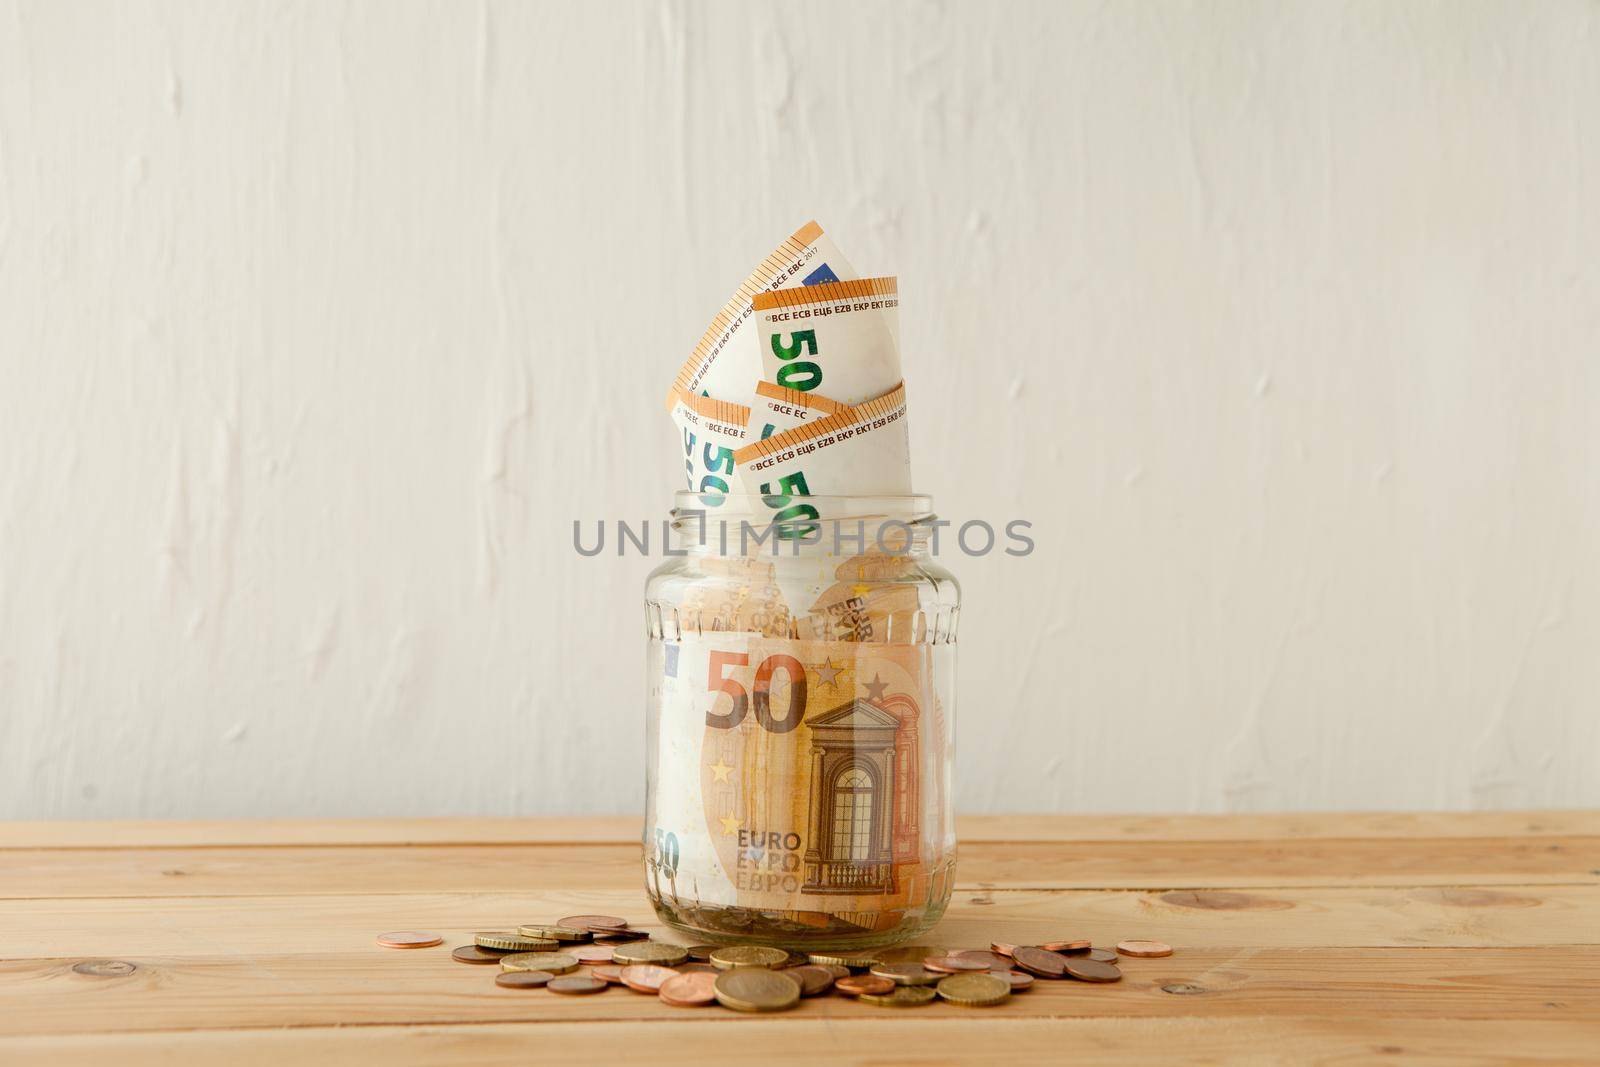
[666,221,855,409]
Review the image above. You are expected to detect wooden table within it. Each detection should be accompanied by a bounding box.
[1,813,1597,1064]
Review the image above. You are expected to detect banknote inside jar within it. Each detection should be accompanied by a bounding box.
[646,493,958,948]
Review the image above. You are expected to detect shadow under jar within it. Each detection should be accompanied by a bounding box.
[643,494,959,949]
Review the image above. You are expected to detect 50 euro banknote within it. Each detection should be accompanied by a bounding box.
[670,387,753,502]
[733,381,912,528]
[754,277,900,407]
[666,221,855,409]
[744,379,853,444]
[645,631,954,925]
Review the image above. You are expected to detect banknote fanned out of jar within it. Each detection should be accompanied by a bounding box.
[743,380,853,445]
[669,387,753,503]
[647,222,957,948]
[666,220,856,409]
[753,277,901,407]
[732,382,912,513]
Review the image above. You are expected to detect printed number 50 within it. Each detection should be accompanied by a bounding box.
[706,650,807,733]
[770,329,822,392]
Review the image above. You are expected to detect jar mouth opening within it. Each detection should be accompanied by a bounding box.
[668,493,938,552]
[671,492,933,521]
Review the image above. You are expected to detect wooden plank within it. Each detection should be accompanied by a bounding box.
[2,835,1595,899]
[0,948,1595,1035]
[4,1018,1598,1067]
[2,811,1593,849]
[0,885,1594,958]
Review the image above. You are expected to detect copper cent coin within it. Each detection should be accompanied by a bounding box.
[677,962,720,974]
[658,971,719,1007]
[451,945,505,964]
[838,979,902,1004]
[1011,946,1069,979]
[990,942,1018,957]
[594,929,649,944]
[783,964,836,997]
[1116,939,1173,958]
[590,965,624,983]
[620,964,679,993]
[836,974,895,996]
[820,963,851,980]
[572,944,614,965]
[377,930,441,949]
[924,955,990,974]
[548,976,608,995]
[558,914,629,931]
[1064,957,1123,982]
[1088,948,1119,964]
[992,969,1034,991]
[954,950,1008,970]
[494,970,553,989]
[1040,939,1092,954]
[685,945,718,962]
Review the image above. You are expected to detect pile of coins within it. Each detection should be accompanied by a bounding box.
[377,920,1174,1012]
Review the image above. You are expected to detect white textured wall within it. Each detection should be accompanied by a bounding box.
[2,1,1597,819]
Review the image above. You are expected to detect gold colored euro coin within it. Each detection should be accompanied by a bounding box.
[475,931,557,952]
[517,924,592,942]
[611,942,688,967]
[936,972,1011,1006]
[712,968,801,1012]
[498,952,578,974]
[806,951,880,969]
[709,945,789,970]
[860,985,937,1007]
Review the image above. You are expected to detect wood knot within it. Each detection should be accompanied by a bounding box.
[1161,983,1206,995]
[72,960,137,978]
[1159,890,1292,911]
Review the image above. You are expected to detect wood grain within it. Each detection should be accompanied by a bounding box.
[2,814,1596,1064]
[3,811,1592,849]
[2,835,1595,899]
[5,1018,1599,1067]
[0,947,1594,1035]
[2,885,1593,958]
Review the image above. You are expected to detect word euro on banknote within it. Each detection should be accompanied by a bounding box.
[666,221,855,409]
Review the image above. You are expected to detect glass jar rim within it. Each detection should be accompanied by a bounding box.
[671,492,934,523]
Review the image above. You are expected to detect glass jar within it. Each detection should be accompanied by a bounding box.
[643,494,959,949]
